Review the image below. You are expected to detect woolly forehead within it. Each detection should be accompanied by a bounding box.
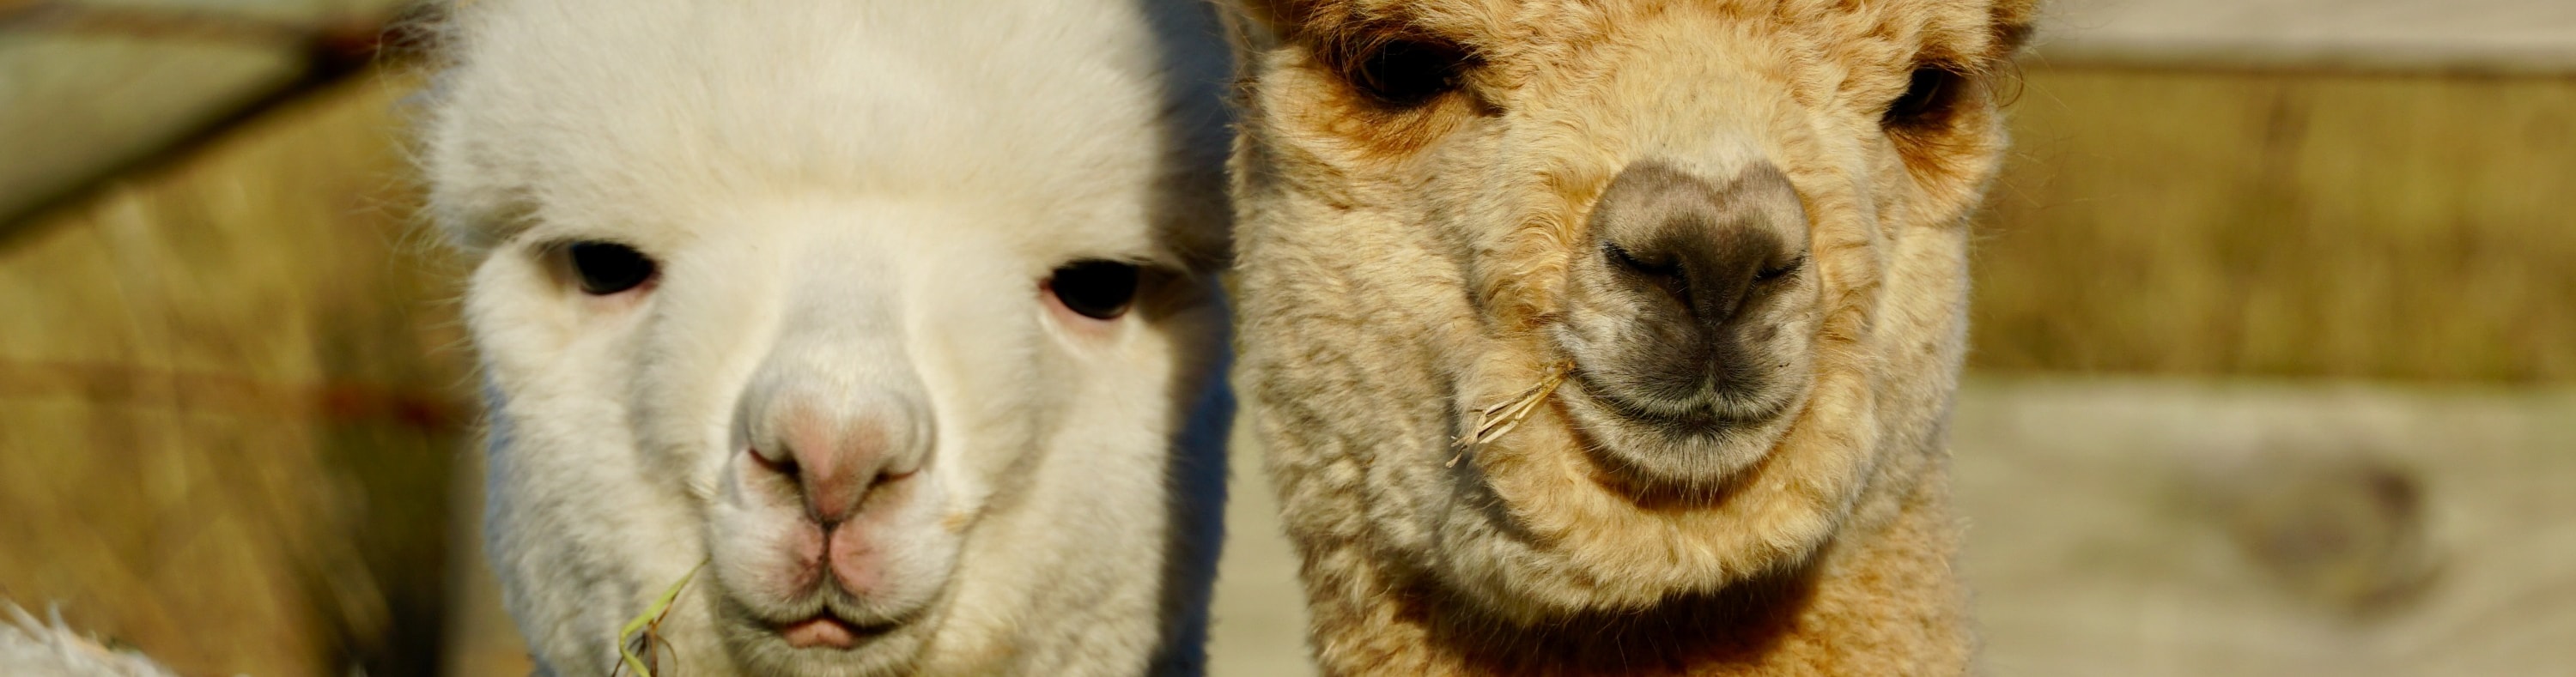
[426,0,1230,267]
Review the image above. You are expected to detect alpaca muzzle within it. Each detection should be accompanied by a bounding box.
[708,320,954,643]
[1555,158,1819,487]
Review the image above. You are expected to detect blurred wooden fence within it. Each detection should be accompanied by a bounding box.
[0,76,476,676]
[1972,67,2576,382]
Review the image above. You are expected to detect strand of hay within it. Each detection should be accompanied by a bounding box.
[1450,365,1570,467]
[613,561,705,677]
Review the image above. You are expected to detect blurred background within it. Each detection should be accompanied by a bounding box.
[0,0,2567,674]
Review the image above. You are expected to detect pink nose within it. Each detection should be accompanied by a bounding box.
[746,396,927,524]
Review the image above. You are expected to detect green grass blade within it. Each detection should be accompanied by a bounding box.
[617,561,707,677]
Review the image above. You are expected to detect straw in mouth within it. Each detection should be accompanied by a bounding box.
[1449,365,1571,468]
[617,561,705,677]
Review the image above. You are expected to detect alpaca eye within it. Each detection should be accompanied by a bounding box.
[1048,260,1140,320]
[566,241,657,295]
[1347,37,1470,106]
[1882,65,1967,130]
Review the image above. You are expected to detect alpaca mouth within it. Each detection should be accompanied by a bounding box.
[775,613,896,650]
[725,590,923,653]
[1566,366,1784,438]
[1554,365,1800,488]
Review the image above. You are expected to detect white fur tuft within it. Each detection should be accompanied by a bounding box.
[0,603,187,677]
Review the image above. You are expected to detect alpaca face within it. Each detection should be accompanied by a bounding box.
[550,208,1071,670]
[478,207,1215,674]
[1229,0,2033,622]
[429,1,1231,674]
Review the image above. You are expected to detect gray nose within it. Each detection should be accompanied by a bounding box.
[1589,161,1806,335]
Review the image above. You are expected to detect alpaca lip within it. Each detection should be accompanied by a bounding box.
[1594,392,1740,435]
[777,614,871,649]
[1568,368,1776,436]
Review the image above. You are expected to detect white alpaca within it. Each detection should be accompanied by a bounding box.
[423,1,1235,674]
[0,605,180,677]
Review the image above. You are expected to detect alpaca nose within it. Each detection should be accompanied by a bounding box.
[744,391,930,524]
[1589,160,1806,334]
[745,393,929,524]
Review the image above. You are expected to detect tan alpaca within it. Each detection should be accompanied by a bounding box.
[1221,1,2035,674]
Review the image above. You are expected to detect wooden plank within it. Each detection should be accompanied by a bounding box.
[0,35,298,230]
[1954,378,2576,675]
[0,0,419,229]
[1972,67,2576,381]
[2037,0,2576,73]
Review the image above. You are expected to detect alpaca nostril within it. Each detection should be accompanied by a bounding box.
[1753,254,1805,283]
[1605,240,1682,284]
[748,446,799,479]
[1604,242,1666,276]
[1603,240,1697,311]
